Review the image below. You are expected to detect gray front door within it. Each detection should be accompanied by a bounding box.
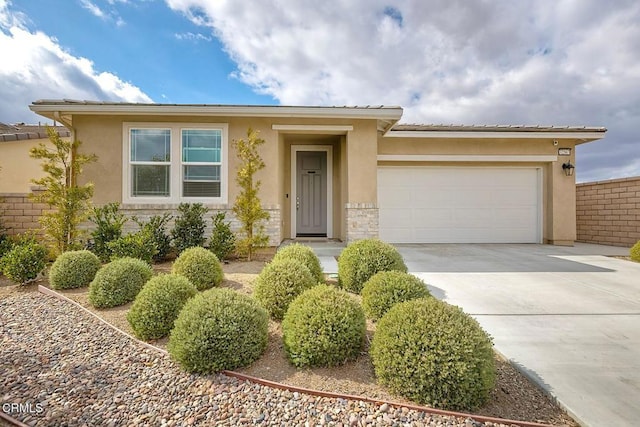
[296,151,327,236]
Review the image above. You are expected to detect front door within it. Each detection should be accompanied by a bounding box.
[296,151,327,236]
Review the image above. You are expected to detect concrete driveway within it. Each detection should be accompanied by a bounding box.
[398,243,639,427]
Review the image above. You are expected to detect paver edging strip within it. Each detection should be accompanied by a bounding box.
[0,411,30,427]
[37,285,553,427]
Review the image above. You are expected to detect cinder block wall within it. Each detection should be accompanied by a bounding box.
[0,192,48,236]
[576,176,640,247]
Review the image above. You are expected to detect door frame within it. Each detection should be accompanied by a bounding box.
[291,145,333,238]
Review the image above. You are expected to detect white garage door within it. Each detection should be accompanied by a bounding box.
[377,167,541,243]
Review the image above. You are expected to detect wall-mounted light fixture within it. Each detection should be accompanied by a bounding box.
[562,162,575,177]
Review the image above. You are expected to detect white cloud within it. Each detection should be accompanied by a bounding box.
[166,0,640,182]
[0,0,151,124]
[79,0,105,18]
[174,31,211,42]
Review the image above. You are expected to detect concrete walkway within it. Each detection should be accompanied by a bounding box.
[302,241,638,426]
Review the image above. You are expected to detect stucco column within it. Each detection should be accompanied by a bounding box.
[344,121,379,242]
[548,152,577,245]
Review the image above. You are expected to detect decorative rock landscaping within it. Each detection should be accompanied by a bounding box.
[0,292,528,427]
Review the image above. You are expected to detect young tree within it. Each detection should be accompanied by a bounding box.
[232,128,270,261]
[29,126,97,255]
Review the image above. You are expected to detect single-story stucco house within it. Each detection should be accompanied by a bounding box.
[25,99,606,246]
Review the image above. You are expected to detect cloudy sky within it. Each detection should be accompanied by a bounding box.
[1,0,639,182]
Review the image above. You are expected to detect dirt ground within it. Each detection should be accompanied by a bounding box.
[0,250,579,426]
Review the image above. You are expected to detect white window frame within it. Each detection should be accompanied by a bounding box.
[123,122,229,204]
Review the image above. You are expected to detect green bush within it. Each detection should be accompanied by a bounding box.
[371,298,496,410]
[361,271,430,321]
[209,212,236,261]
[172,246,223,291]
[282,284,366,368]
[88,203,127,262]
[0,242,47,284]
[631,240,640,262]
[171,203,208,254]
[254,258,316,320]
[272,243,324,284]
[168,288,268,373]
[338,239,407,294]
[88,257,153,308]
[108,229,158,264]
[49,250,101,290]
[127,274,197,340]
[133,213,173,262]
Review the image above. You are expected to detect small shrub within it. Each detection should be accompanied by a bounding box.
[171,203,208,254]
[631,240,640,262]
[371,298,496,411]
[168,288,268,373]
[0,236,14,261]
[49,250,101,290]
[88,257,153,308]
[88,203,127,262]
[361,271,430,321]
[133,213,173,262]
[254,258,316,320]
[272,243,324,284]
[338,239,407,294]
[108,229,158,264]
[1,242,47,284]
[282,284,366,368]
[209,212,236,261]
[127,274,197,340]
[172,246,223,291]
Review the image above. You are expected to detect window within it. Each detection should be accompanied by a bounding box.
[123,123,228,204]
[130,129,171,197]
[182,129,221,197]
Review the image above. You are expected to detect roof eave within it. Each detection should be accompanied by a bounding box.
[29,102,404,123]
[385,130,606,143]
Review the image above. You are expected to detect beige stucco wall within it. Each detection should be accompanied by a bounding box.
[0,137,58,193]
[378,136,580,244]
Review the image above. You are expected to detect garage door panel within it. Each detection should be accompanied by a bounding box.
[378,167,541,244]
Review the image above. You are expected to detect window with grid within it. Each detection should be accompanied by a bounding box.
[181,129,222,197]
[130,129,171,197]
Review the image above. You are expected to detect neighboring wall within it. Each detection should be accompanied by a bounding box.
[576,176,640,247]
[0,191,48,236]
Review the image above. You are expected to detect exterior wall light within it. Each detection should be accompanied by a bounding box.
[562,162,575,177]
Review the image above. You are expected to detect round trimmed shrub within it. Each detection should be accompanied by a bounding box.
[171,246,223,291]
[282,284,366,368]
[361,271,431,321]
[88,257,153,308]
[254,258,316,320]
[338,239,407,294]
[127,274,197,340]
[49,250,101,290]
[631,240,640,262]
[371,298,496,410]
[1,242,47,284]
[272,243,324,284]
[168,288,268,373]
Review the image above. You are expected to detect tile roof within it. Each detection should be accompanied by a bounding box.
[0,123,70,142]
[391,124,607,133]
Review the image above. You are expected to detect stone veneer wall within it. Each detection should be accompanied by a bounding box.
[0,195,282,246]
[345,203,378,242]
[576,176,640,247]
[0,191,48,236]
[117,204,282,247]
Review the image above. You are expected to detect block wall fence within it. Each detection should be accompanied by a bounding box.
[576,176,640,247]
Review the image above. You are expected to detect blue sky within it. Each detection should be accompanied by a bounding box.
[1,0,639,182]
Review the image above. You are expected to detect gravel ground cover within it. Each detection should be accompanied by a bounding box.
[1,293,530,427]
